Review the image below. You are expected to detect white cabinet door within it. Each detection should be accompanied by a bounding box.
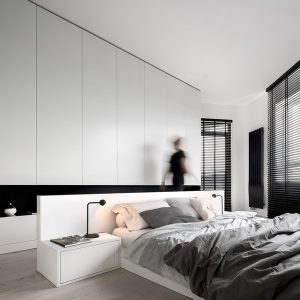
[0,0,36,184]
[144,65,168,184]
[184,86,201,185]
[82,32,117,184]
[117,50,144,184]
[166,76,185,142]
[0,215,37,246]
[164,76,185,185]
[37,8,82,184]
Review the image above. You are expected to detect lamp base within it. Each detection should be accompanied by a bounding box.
[85,233,99,239]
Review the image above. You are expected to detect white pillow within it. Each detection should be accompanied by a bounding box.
[166,198,199,218]
[131,200,170,213]
[190,197,219,220]
[112,204,148,231]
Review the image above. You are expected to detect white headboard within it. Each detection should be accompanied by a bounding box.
[37,190,224,241]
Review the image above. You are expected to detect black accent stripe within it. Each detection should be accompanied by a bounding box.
[0,185,200,217]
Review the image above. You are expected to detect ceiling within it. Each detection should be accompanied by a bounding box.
[32,0,300,105]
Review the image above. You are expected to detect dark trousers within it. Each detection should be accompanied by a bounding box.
[172,176,184,191]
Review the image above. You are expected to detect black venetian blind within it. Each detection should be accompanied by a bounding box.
[267,61,300,218]
[201,119,232,211]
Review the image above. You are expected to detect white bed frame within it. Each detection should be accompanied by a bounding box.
[38,190,224,299]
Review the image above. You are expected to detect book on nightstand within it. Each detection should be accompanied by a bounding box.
[50,235,91,247]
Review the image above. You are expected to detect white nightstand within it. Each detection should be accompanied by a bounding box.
[37,233,121,287]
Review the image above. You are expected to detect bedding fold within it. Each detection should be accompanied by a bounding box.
[164,213,300,300]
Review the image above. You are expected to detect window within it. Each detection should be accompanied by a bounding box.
[201,119,232,211]
[267,61,300,218]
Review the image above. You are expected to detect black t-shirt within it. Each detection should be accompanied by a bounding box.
[170,150,186,186]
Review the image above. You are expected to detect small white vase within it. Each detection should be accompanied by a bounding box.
[4,203,17,216]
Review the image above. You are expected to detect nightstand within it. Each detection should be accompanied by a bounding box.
[37,233,121,287]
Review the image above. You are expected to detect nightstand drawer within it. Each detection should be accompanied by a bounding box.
[60,241,119,283]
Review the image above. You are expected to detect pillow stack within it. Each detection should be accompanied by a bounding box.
[112,196,222,230]
[166,196,221,221]
[140,207,200,228]
[112,200,169,231]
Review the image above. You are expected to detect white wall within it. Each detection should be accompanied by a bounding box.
[201,103,246,211]
[244,94,268,216]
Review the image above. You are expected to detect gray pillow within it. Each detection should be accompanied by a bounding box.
[166,197,199,218]
[140,207,200,228]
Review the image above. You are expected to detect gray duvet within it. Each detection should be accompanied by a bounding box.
[164,213,300,300]
[124,212,272,280]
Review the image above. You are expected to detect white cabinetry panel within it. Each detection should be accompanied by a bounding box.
[144,65,168,184]
[166,76,185,142]
[0,0,36,184]
[82,32,117,184]
[0,215,37,254]
[184,86,201,185]
[37,8,82,184]
[117,50,145,184]
[0,215,36,246]
[165,76,186,185]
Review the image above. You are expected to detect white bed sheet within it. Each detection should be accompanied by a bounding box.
[112,227,152,248]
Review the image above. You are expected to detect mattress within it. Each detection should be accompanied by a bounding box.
[112,227,190,287]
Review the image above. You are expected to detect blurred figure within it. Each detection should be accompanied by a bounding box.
[161,137,188,191]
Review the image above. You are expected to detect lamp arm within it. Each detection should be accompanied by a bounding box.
[220,195,224,214]
[212,194,224,214]
[86,201,106,236]
[86,202,90,236]
[86,202,98,236]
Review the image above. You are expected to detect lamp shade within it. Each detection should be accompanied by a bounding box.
[99,199,106,206]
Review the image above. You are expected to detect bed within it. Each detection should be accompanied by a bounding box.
[37,191,300,300]
[37,190,222,298]
[113,212,272,300]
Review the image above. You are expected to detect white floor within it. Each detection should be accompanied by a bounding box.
[0,249,189,300]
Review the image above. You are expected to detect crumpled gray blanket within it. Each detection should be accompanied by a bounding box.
[164,213,300,300]
[124,213,272,276]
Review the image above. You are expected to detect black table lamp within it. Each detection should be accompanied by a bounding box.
[212,194,224,214]
[85,199,106,238]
